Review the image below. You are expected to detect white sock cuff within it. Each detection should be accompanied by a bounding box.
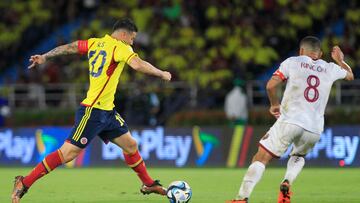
[289,156,305,163]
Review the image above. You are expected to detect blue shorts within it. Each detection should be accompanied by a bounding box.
[66,105,129,148]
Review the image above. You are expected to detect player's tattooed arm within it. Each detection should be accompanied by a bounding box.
[28,41,79,69]
[43,41,78,60]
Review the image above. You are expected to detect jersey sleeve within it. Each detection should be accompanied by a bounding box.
[329,62,347,81]
[113,43,138,64]
[273,58,291,81]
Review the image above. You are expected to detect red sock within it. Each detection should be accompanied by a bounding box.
[23,150,64,188]
[123,150,154,186]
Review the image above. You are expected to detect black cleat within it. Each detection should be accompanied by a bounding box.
[140,180,167,196]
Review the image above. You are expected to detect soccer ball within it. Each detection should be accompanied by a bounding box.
[166,181,192,203]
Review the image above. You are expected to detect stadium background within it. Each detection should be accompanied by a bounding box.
[0,0,360,202]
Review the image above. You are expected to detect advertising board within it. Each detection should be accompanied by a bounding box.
[0,125,359,167]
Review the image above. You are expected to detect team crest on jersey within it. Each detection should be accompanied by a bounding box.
[80,137,88,145]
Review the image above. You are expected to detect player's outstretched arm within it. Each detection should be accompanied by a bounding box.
[128,56,171,81]
[28,41,79,69]
[266,75,283,118]
[331,46,354,81]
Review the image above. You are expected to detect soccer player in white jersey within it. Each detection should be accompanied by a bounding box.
[227,36,354,203]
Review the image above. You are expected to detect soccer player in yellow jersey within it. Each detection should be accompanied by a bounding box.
[11,18,171,203]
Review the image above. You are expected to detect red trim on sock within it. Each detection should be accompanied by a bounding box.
[23,150,63,188]
[45,150,63,170]
[124,150,142,166]
[124,150,154,186]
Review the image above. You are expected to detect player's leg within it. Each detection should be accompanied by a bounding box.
[29,142,81,182]
[279,130,320,201]
[11,142,82,203]
[227,146,273,203]
[102,110,166,195]
[111,132,154,185]
[230,121,298,202]
[283,130,319,184]
[283,155,305,185]
[12,106,101,203]
[111,132,166,195]
[233,146,274,202]
[24,142,82,186]
[277,155,304,203]
[278,126,319,203]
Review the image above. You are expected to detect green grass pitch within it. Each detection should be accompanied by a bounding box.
[0,168,359,203]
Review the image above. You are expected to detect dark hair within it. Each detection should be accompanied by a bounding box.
[300,36,321,51]
[113,18,138,32]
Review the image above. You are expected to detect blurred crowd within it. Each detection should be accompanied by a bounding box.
[4,0,359,85]
[1,0,360,125]
[0,0,96,76]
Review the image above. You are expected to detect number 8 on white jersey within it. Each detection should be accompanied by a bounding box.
[273,55,347,134]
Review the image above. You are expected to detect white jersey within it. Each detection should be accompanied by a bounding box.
[273,55,347,134]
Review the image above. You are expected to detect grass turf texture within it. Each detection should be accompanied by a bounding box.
[0,168,358,203]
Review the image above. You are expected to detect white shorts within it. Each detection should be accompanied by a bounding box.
[259,121,320,158]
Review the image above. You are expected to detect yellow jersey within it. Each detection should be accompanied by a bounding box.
[77,34,137,110]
